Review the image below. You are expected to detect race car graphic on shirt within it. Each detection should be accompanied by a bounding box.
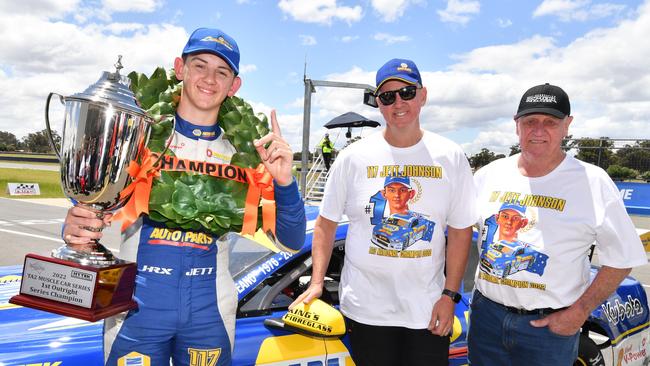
[479,240,549,278]
[371,213,435,251]
[478,201,548,279]
[367,174,436,252]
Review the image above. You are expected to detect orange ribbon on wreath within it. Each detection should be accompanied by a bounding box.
[112,148,160,231]
[242,164,276,237]
[113,151,276,237]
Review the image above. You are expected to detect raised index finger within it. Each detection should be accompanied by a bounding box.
[270,110,282,138]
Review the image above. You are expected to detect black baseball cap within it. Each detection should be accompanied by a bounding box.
[515,83,570,119]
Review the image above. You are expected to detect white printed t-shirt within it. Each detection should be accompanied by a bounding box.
[320,130,477,329]
[473,154,647,310]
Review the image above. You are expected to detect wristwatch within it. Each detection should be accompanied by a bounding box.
[442,289,461,303]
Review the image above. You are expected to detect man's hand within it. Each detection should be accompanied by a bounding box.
[62,205,112,251]
[530,266,631,336]
[289,282,323,310]
[530,306,589,336]
[254,110,293,187]
[428,296,455,336]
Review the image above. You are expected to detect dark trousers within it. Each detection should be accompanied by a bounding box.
[323,152,332,170]
[345,317,450,366]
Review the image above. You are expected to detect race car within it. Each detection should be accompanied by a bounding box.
[371,212,435,251]
[479,240,548,278]
[0,205,648,366]
[0,205,467,366]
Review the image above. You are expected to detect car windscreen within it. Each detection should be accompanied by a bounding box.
[224,232,274,278]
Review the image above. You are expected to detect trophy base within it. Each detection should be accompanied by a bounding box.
[9,294,137,322]
[10,254,138,322]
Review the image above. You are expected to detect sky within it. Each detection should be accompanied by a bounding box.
[1,0,649,156]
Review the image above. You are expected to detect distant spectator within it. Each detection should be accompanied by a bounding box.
[318,133,334,170]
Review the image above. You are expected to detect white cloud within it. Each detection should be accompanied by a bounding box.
[442,2,650,153]
[287,97,305,109]
[373,33,411,44]
[534,0,589,15]
[497,18,512,28]
[239,64,258,74]
[437,0,480,25]
[461,124,519,156]
[101,0,162,13]
[244,99,305,150]
[0,0,81,19]
[104,23,146,34]
[0,13,187,138]
[307,1,650,155]
[341,35,359,43]
[300,34,317,46]
[370,0,423,22]
[278,0,363,25]
[533,0,625,22]
[305,66,381,148]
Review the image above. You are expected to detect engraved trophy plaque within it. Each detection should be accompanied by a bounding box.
[10,57,152,321]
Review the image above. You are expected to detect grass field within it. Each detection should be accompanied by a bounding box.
[0,168,64,198]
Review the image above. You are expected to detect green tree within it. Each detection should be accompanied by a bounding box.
[574,137,616,169]
[22,129,61,153]
[469,148,502,169]
[508,144,520,156]
[615,140,650,173]
[607,164,638,181]
[0,131,19,151]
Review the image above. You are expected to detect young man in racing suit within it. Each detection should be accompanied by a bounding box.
[62,27,306,366]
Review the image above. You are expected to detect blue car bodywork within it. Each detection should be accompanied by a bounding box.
[0,205,648,365]
[0,205,466,366]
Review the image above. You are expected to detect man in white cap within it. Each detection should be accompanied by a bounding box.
[292,58,477,365]
[469,83,647,365]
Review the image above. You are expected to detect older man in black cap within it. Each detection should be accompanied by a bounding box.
[468,83,646,365]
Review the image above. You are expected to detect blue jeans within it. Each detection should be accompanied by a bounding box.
[467,291,579,366]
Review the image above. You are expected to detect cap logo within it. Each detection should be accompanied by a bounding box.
[525,94,557,104]
[396,63,412,72]
[200,36,234,51]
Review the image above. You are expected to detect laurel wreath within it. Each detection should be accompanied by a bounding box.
[127,67,269,237]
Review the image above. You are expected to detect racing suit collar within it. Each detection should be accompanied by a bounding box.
[175,113,223,141]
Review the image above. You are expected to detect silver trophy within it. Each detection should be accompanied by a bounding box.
[45,56,153,266]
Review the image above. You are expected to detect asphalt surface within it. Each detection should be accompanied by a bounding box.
[0,197,122,266]
[0,162,59,171]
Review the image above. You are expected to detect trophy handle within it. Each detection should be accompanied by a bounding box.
[45,92,65,161]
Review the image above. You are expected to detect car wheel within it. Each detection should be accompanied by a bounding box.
[574,334,605,366]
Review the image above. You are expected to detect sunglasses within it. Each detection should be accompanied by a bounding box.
[376,85,419,106]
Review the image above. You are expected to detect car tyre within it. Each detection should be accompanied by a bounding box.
[574,333,605,366]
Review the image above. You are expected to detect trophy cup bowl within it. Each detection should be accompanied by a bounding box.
[10,57,151,321]
[48,65,152,266]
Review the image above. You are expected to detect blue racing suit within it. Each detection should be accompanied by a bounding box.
[104,114,306,366]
